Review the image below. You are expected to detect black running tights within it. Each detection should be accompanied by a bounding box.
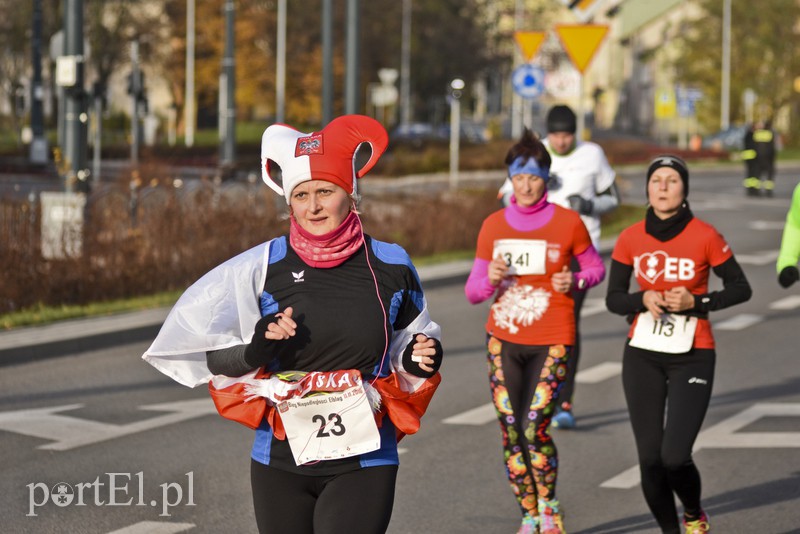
[251,460,398,534]
[622,345,715,533]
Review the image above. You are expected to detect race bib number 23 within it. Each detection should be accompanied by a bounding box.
[278,382,380,465]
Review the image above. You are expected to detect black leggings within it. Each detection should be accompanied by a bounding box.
[622,344,715,533]
[557,285,586,408]
[251,460,398,534]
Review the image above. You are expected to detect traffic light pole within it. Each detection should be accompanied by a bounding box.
[63,0,88,192]
[30,0,48,164]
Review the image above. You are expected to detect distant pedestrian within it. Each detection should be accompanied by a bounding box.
[467,128,605,533]
[143,114,444,534]
[742,120,777,196]
[777,182,800,288]
[606,155,751,534]
[499,104,619,429]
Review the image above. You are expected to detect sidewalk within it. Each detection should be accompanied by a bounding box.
[0,240,615,367]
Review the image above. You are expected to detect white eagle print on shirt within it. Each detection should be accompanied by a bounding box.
[491,283,551,334]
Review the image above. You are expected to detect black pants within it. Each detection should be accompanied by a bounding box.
[251,460,398,534]
[557,285,586,409]
[622,344,715,533]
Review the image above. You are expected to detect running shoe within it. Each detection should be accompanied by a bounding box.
[550,409,576,429]
[538,499,566,534]
[683,510,710,533]
[517,514,539,534]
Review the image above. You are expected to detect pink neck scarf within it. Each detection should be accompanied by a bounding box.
[289,211,364,268]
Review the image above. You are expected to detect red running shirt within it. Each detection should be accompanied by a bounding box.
[476,206,592,346]
[611,217,733,349]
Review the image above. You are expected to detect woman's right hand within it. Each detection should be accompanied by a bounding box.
[488,256,509,286]
[265,306,297,340]
[642,290,667,320]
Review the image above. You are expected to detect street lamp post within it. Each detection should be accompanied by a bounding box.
[219,0,236,169]
[185,0,196,147]
[721,0,731,130]
[449,78,464,191]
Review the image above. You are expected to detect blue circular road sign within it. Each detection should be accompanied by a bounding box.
[512,64,545,100]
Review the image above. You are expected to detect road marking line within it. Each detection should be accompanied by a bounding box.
[769,295,800,310]
[736,250,779,265]
[601,402,800,489]
[580,298,607,318]
[576,362,621,384]
[443,403,496,426]
[443,362,622,426]
[0,398,216,451]
[749,220,785,231]
[107,521,195,534]
[715,313,763,330]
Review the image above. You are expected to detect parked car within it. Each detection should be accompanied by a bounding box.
[701,124,748,152]
[389,122,443,148]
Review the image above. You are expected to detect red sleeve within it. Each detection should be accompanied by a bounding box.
[706,226,734,267]
[611,226,634,266]
[572,212,593,256]
[475,214,500,261]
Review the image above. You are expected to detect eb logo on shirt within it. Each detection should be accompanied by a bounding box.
[634,252,695,283]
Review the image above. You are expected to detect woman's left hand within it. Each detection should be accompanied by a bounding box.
[663,286,696,312]
[411,334,440,373]
[550,265,572,294]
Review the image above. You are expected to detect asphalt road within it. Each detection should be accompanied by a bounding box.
[1,163,800,533]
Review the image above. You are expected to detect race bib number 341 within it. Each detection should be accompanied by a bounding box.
[278,383,380,465]
[493,239,547,275]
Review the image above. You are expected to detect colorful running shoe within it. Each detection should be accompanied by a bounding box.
[517,514,540,534]
[550,409,576,429]
[683,510,710,533]
[538,499,566,533]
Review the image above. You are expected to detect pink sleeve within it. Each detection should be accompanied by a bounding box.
[464,258,498,304]
[573,245,606,290]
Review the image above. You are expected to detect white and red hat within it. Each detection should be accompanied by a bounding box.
[260,114,389,203]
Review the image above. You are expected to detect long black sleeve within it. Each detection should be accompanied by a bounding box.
[693,256,752,312]
[605,259,645,316]
[206,344,254,377]
[206,313,284,377]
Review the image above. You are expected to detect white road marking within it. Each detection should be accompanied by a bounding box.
[601,402,800,489]
[107,521,195,534]
[580,298,607,318]
[0,398,216,451]
[715,313,763,330]
[576,362,622,384]
[749,220,785,231]
[736,250,779,265]
[443,362,622,426]
[769,295,800,310]
[443,403,496,426]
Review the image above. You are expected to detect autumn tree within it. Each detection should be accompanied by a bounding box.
[674,0,800,141]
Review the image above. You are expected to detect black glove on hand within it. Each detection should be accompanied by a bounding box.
[778,266,800,288]
[402,335,443,378]
[244,314,278,367]
[567,194,594,215]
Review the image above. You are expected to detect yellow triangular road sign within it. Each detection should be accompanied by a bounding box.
[554,24,609,74]
[514,31,546,62]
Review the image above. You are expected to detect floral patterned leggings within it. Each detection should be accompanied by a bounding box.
[486,336,570,517]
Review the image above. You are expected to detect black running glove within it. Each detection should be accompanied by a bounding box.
[567,194,593,215]
[778,266,800,288]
